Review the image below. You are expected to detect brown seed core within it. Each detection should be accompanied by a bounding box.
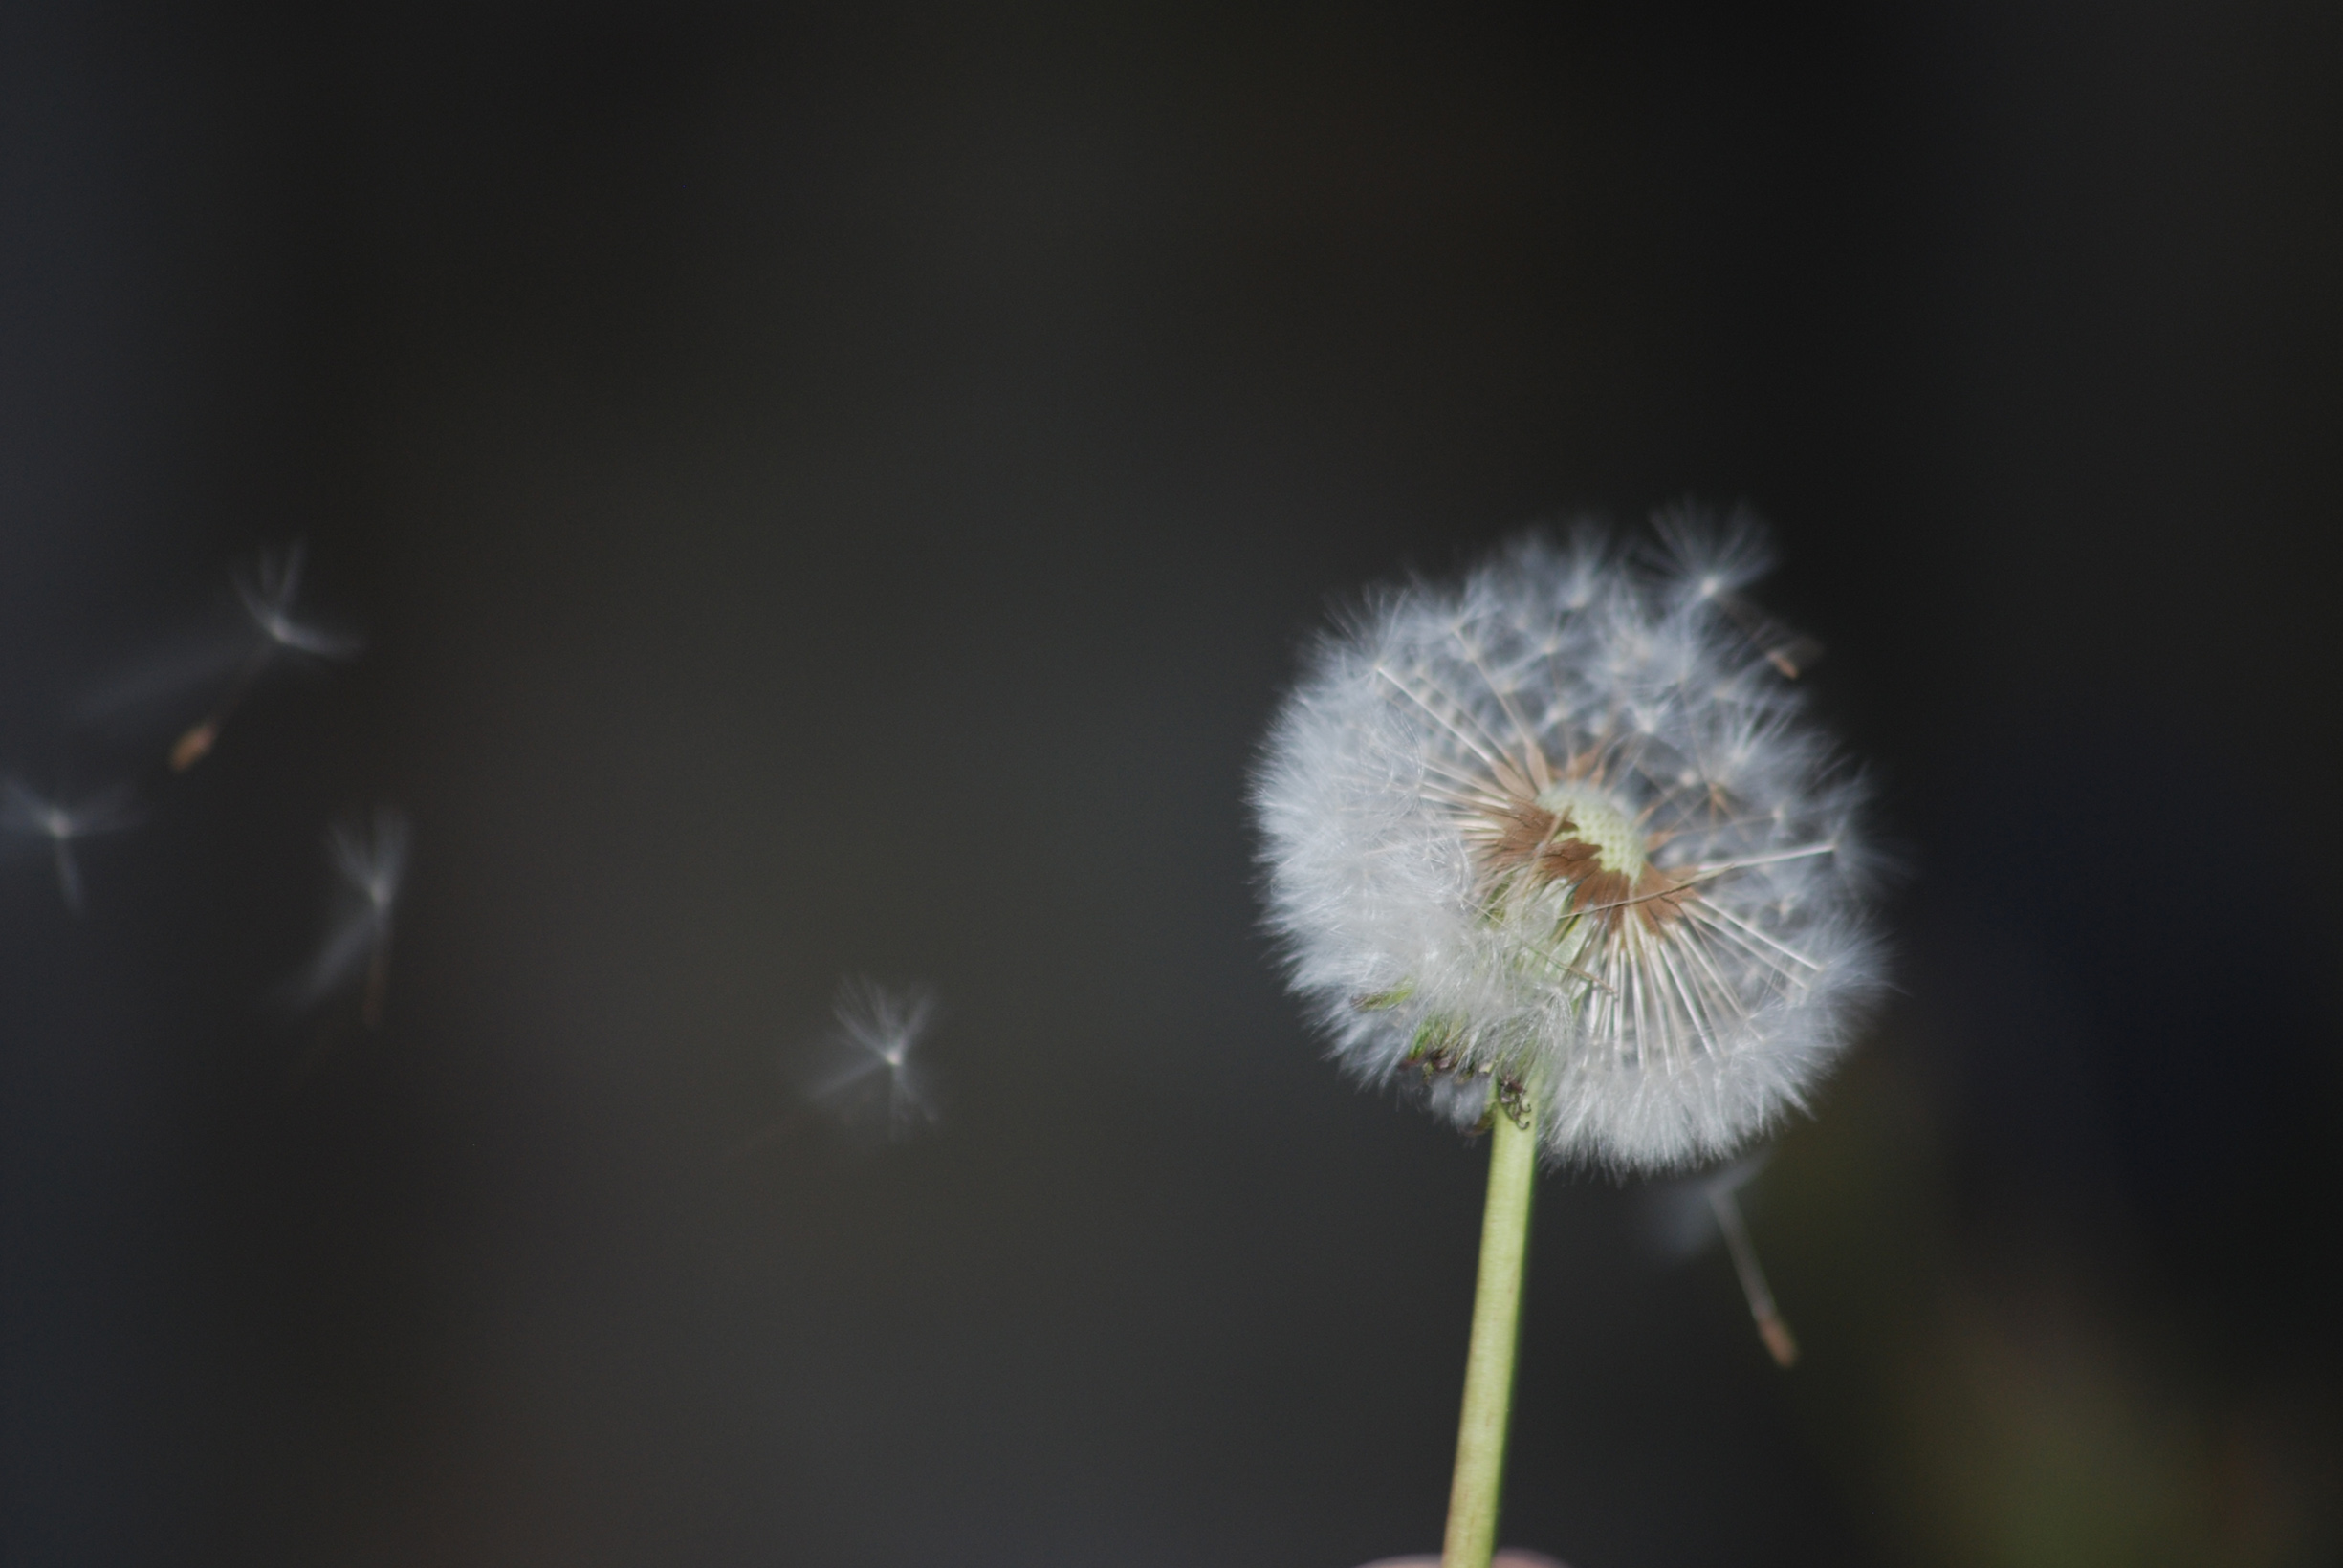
[1479,799,1689,931]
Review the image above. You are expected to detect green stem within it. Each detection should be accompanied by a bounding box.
[1441,1101,1538,1568]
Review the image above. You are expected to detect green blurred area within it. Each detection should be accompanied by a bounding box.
[1767,1037,2340,1568]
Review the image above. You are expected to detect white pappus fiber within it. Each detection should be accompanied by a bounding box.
[1254,512,1886,1172]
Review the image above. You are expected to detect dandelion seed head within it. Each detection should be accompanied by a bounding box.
[1254,513,1887,1172]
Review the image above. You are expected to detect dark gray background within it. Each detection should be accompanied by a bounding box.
[4,5,2338,1566]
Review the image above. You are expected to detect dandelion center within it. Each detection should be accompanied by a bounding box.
[1472,777,1684,940]
[1531,785,1646,878]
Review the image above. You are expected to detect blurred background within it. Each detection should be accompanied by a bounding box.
[3,4,2339,1565]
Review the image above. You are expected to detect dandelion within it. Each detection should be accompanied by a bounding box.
[1,778,140,915]
[292,805,410,1026]
[171,541,362,771]
[806,978,941,1138]
[1254,511,1883,1567]
[1258,512,1882,1166]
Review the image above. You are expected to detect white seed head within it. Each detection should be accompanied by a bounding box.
[1254,514,1886,1172]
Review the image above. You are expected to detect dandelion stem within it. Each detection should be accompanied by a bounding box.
[1441,1100,1537,1568]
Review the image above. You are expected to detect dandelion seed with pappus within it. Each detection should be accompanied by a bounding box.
[2,779,140,916]
[172,541,362,771]
[1254,512,1884,1568]
[1641,1148,1800,1368]
[807,978,941,1139]
[291,805,411,1027]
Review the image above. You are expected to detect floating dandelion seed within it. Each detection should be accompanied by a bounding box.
[292,805,410,1026]
[1,779,139,915]
[1256,512,1884,1172]
[171,541,362,771]
[1255,511,1885,1568]
[806,978,941,1138]
[1705,1166,1798,1367]
[235,541,363,661]
[1642,1150,1799,1367]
